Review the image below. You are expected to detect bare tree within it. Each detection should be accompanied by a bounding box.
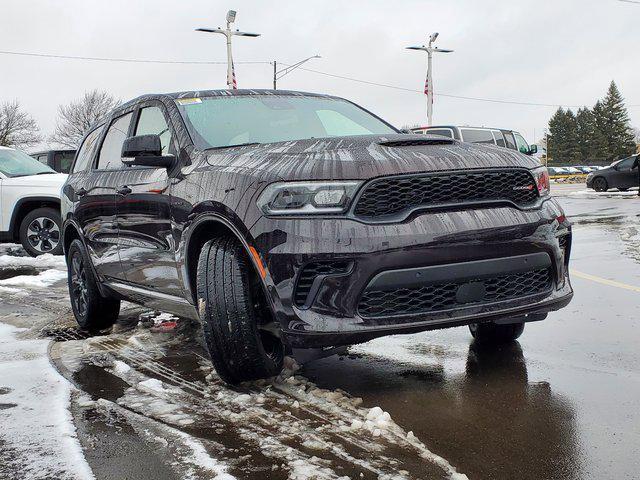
[0,101,41,148]
[50,90,120,148]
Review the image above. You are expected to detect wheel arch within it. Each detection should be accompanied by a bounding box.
[10,197,61,241]
[183,213,268,306]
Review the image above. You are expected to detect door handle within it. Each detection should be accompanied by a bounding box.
[76,187,88,197]
[117,186,132,196]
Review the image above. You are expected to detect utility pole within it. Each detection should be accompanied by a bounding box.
[273,55,321,89]
[196,10,260,89]
[406,33,454,126]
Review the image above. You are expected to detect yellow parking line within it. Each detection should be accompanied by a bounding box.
[570,269,640,293]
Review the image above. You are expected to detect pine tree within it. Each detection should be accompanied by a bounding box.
[575,107,607,161]
[548,107,579,162]
[593,81,636,160]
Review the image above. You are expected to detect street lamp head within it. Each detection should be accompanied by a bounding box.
[430,32,439,43]
[406,45,427,51]
[434,47,454,53]
[226,10,237,24]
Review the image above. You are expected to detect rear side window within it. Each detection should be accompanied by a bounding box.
[72,126,104,173]
[502,131,517,150]
[97,113,133,170]
[460,128,495,145]
[134,107,173,155]
[425,128,453,138]
[54,152,75,173]
[492,130,506,147]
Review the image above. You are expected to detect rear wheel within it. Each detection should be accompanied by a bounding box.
[592,177,608,192]
[469,321,524,344]
[67,239,120,332]
[19,207,63,257]
[197,237,284,384]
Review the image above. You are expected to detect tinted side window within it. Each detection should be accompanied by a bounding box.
[492,130,506,147]
[460,129,495,144]
[72,126,104,173]
[503,131,517,150]
[513,132,530,154]
[425,128,453,138]
[54,152,75,173]
[134,107,173,155]
[617,157,635,170]
[97,113,133,170]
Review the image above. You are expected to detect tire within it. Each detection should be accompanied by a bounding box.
[468,321,525,344]
[592,177,608,192]
[19,207,63,257]
[67,239,120,332]
[197,237,284,384]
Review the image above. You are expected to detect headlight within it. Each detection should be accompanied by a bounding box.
[532,166,550,197]
[257,181,362,215]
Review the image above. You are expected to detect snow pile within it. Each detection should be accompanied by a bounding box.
[0,267,67,288]
[0,252,66,269]
[569,189,639,197]
[0,322,94,479]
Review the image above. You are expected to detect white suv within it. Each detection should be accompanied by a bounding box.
[0,146,68,256]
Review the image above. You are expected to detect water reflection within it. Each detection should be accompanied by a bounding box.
[304,339,581,480]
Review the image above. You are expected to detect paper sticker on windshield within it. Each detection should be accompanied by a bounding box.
[177,98,202,105]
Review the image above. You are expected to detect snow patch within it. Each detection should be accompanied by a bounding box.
[0,321,94,479]
[0,268,67,288]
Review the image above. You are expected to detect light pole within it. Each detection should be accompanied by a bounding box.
[273,55,321,89]
[406,33,453,126]
[196,10,260,89]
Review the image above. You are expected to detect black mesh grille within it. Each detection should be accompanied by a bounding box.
[294,261,352,307]
[358,268,552,318]
[354,169,539,219]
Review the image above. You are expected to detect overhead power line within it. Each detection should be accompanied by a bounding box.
[0,49,269,65]
[2,50,638,108]
[288,65,640,109]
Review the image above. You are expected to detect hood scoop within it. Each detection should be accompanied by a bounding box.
[378,137,455,148]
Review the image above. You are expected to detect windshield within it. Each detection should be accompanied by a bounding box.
[0,148,56,177]
[176,95,397,149]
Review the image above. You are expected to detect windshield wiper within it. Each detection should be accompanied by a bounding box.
[206,142,261,151]
[35,171,56,175]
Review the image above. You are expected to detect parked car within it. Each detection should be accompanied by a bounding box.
[0,146,67,256]
[31,149,77,174]
[61,90,573,384]
[548,167,569,175]
[410,125,538,155]
[586,155,639,191]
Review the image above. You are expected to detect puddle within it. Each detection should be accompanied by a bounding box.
[0,266,38,280]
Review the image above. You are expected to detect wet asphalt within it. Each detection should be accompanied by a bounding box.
[1,182,639,479]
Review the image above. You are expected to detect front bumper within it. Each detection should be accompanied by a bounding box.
[251,198,573,348]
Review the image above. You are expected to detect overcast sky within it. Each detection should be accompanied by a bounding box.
[1,0,639,149]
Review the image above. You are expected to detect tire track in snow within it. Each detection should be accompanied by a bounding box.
[50,323,467,479]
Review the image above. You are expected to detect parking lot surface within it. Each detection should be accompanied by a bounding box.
[0,184,638,479]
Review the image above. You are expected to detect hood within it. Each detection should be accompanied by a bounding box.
[205,134,540,181]
[2,173,68,187]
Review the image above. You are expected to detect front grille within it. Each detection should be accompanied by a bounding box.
[294,261,352,307]
[353,169,539,219]
[358,267,552,318]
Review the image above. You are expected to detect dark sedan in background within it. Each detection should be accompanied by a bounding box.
[586,155,639,192]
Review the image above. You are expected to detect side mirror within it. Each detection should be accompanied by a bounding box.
[121,135,175,168]
[529,144,538,154]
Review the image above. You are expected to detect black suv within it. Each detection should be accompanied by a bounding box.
[61,90,573,384]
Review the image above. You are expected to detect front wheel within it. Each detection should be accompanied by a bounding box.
[469,321,524,344]
[197,237,284,384]
[592,177,608,192]
[67,239,120,332]
[19,207,63,256]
